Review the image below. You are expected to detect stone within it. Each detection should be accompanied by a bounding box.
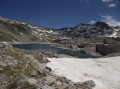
[77,44,86,48]
[70,45,77,49]
[24,54,35,60]
[84,85,92,89]
[42,84,54,89]
[0,60,7,66]
[56,81,62,86]
[27,78,37,85]
[45,76,55,85]
[46,67,52,72]
[42,55,47,62]
[38,54,47,62]
[83,80,95,87]
[75,82,84,89]
[58,83,69,89]
[31,70,37,76]
[37,63,46,73]
[0,68,3,71]
[57,77,69,84]
[69,81,75,85]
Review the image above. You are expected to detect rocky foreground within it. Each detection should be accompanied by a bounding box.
[0,42,95,89]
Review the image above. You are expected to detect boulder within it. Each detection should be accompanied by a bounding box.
[42,84,54,89]
[37,63,46,73]
[45,76,55,85]
[84,85,92,89]
[77,44,86,48]
[27,78,37,85]
[24,54,35,60]
[83,80,95,87]
[31,70,37,76]
[70,45,77,49]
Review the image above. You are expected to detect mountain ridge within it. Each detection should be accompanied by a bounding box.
[0,16,57,42]
[0,16,120,42]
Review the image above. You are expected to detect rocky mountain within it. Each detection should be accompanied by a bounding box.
[0,16,120,43]
[0,16,57,42]
[58,22,120,38]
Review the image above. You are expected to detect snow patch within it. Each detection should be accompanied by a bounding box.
[109,28,119,38]
[47,57,120,89]
[10,22,14,24]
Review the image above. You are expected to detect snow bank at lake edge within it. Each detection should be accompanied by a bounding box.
[47,57,120,89]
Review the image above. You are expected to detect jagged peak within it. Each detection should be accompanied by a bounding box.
[95,21,110,28]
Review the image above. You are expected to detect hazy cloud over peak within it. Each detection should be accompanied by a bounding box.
[89,20,96,24]
[101,15,120,27]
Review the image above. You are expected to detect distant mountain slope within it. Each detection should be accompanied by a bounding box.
[0,16,57,42]
[58,22,120,38]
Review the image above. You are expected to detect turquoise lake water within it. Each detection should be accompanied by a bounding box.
[12,43,96,58]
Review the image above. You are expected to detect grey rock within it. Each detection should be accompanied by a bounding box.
[0,68,3,71]
[70,45,77,49]
[84,85,92,89]
[58,83,69,89]
[41,55,47,62]
[56,81,62,86]
[24,54,35,60]
[0,60,7,66]
[69,81,75,85]
[83,80,95,87]
[31,70,37,76]
[45,76,55,85]
[37,63,46,73]
[27,78,37,85]
[42,84,54,89]
[75,82,84,89]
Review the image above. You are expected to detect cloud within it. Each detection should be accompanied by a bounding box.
[101,0,113,2]
[101,15,120,27]
[101,0,119,7]
[89,20,96,24]
[108,3,116,7]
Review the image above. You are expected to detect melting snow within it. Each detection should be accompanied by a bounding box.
[47,57,120,89]
[10,22,14,24]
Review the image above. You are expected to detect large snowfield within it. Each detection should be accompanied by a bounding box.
[47,57,120,89]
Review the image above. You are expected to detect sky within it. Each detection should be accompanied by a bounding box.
[0,0,120,28]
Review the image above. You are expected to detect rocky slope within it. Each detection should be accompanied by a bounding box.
[0,16,57,42]
[58,22,120,38]
[0,42,96,89]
